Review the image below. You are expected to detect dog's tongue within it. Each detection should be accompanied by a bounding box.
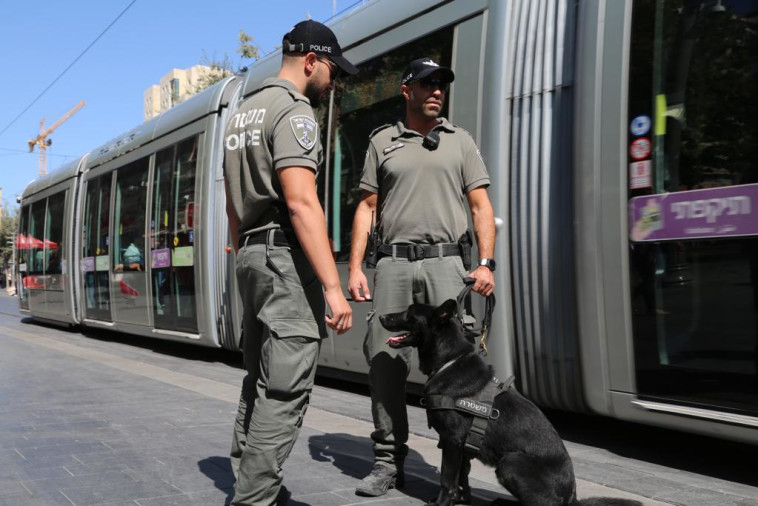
[386,335,406,346]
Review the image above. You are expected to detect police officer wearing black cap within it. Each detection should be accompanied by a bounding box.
[224,19,357,505]
[348,57,496,496]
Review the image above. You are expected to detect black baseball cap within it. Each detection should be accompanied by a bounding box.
[401,57,455,85]
[282,20,358,75]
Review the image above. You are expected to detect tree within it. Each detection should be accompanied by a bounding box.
[193,29,260,94]
[0,204,19,265]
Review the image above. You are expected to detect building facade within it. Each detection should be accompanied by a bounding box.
[143,65,212,121]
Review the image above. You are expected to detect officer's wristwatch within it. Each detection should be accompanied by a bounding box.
[478,258,496,272]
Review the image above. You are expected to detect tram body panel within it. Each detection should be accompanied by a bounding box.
[20,77,243,349]
[573,0,631,417]
[80,121,227,347]
[17,158,86,326]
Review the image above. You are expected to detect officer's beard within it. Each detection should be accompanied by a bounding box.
[304,81,325,108]
[408,93,441,121]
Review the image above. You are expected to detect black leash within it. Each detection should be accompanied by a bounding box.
[456,277,496,356]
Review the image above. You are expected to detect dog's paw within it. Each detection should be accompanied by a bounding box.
[455,485,472,504]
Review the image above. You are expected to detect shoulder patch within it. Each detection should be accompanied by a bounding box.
[290,115,317,151]
[382,142,405,155]
[369,124,392,139]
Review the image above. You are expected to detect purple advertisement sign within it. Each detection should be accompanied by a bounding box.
[81,257,95,273]
[151,248,171,268]
[630,184,758,242]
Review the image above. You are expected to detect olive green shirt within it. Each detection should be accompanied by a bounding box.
[224,78,322,237]
[359,118,489,244]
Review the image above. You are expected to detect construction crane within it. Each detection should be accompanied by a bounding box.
[27,100,86,177]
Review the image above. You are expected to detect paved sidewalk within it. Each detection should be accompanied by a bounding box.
[0,298,757,505]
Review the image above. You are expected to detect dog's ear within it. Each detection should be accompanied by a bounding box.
[434,299,458,324]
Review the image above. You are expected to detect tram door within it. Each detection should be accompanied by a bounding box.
[82,175,112,321]
[111,159,149,326]
[627,0,758,417]
[17,206,30,311]
[150,137,198,333]
[43,192,66,314]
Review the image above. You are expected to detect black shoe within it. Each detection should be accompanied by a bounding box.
[355,463,405,496]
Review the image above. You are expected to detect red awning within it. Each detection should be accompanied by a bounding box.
[16,234,49,249]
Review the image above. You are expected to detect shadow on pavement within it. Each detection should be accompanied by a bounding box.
[198,456,235,504]
[308,432,504,505]
[197,458,307,506]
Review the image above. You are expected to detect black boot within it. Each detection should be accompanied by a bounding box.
[355,462,405,496]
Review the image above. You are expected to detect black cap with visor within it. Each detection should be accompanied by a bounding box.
[401,57,455,85]
[282,20,358,76]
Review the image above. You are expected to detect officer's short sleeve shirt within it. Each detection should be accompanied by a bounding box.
[359,118,489,244]
[224,78,321,237]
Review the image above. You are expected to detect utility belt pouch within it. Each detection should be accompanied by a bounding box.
[458,229,473,270]
[364,211,379,269]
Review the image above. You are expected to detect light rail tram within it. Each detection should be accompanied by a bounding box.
[15,0,758,444]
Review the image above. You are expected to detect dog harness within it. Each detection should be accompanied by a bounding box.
[423,374,515,457]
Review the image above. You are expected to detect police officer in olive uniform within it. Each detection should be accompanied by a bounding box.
[224,20,357,505]
[348,57,497,497]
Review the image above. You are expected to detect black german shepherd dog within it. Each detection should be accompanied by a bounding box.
[381,299,641,506]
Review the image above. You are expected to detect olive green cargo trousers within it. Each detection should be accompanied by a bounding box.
[364,254,469,470]
[230,240,325,505]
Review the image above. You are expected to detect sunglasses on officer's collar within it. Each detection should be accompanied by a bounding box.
[417,77,449,92]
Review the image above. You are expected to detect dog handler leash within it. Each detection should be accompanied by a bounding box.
[456,277,496,356]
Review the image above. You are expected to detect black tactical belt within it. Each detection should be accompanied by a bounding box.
[239,229,299,249]
[377,243,461,261]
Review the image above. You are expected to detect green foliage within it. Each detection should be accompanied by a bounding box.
[193,29,260,94]
[237,30,259,61]
[193,52,236,94]
[0,204,19,264]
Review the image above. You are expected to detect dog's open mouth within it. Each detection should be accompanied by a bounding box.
[386,333,413,348]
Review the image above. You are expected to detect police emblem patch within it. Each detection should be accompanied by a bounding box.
[289,115,317,151]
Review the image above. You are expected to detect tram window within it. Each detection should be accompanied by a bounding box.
[28,202,46,276]
[114,158,149,272]
[83,175,112,260]
[151,138,197,252]
[153,148,173,253]
[175,136,197,250]
[628,0,758,415]
[327,28,454,261]
[83,174,113,315]
[44,192,65,275]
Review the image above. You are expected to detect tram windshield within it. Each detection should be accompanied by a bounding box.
[628,0,758,415]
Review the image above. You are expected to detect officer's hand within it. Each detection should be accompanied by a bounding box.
[325,287,352,335]
[348,268,372,302]
[468,266,495,297]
